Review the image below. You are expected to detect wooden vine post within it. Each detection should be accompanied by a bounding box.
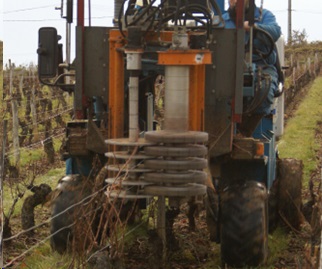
[30,69,39,142]
[9,60,20,166]
[0,121,7,268]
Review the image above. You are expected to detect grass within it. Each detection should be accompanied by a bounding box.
[5,73,322,268]
[3,166,65,268]
[4,117,66,217]
[11,228,289,269]
[8,136,63,167]
[0,69,3,114]
[19,148,45,167]
[18,243,73,269]
[3,167,64,218]
[266,227,290,266]
[278,76,322,184]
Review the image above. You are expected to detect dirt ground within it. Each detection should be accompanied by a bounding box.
[121,80,322,269]
[3,82,322,268]
[102,80,322,268]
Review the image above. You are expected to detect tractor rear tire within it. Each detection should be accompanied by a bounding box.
[50,175,92,254]
[277,158,303,230]
[220,181,268,267]
[205,186,220,242]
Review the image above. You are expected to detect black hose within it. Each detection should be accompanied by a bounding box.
[127,0,157,27]
[244,74,272,114]
[252,26,275,59]
[114,0,123,25]
[118,0,127,38]
[161,3,212,31]
[208,0,225,27]
[174,0,182,26]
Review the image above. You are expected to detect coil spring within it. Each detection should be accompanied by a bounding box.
[143,130,208,197]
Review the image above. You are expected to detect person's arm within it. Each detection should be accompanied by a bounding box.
[255,9,281,42]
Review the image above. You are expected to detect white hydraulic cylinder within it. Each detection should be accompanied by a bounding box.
[164,66,190,132]
[274,35,285,138]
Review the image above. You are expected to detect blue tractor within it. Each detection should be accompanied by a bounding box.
[37,0,303,267]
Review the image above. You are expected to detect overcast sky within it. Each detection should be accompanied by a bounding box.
[1,0,322,65]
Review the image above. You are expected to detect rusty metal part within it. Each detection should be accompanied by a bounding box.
[144,184,206,197]
[145,158,207,171]
[232,137,266,160]
[105,140,154,199]
[106,177,152,186]
[86,119,108,154]
[144,130,208,197]
[106,190,151,199]
[144,144,207,157]
[105,151,154,160]
[107,164,153,173]
[106,137,155,147]
[145,171,207,184]
[145,130,208,144]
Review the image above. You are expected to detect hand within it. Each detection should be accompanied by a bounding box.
[244,21,250,31]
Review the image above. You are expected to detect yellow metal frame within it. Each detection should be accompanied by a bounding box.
[158,49,211,132]
[109,30,125,139]
[158,50,212,66]
[189,65,206,131]
[108,30,211,138]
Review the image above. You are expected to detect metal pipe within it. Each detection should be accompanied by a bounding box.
[125,26,143,141]
[248,0,255,65]
[249,27,253,65]
[66,22,71,65]
[126,51,142,142]
[128,75,139,142]
[163,30,190,132]
[147,93,154,131]
[88,0,91,26]
[164,66,190,132]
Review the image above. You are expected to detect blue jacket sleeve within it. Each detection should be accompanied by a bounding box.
[255,9,281,42]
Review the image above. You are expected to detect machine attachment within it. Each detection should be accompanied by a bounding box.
[37,27,59,79]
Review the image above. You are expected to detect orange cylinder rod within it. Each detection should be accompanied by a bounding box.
[109,30,125,139]
[189,65,205,131]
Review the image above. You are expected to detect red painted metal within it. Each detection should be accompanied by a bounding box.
[77,0,84,27]
[75,0,88,119]
[235,0,245,29]
[232,0,245,123]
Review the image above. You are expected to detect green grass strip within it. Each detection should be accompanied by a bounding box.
[278,76,322,184]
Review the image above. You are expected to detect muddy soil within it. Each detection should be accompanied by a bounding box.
[3,82,322,268]
[119,81,322,268]
[121,81,322,269]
